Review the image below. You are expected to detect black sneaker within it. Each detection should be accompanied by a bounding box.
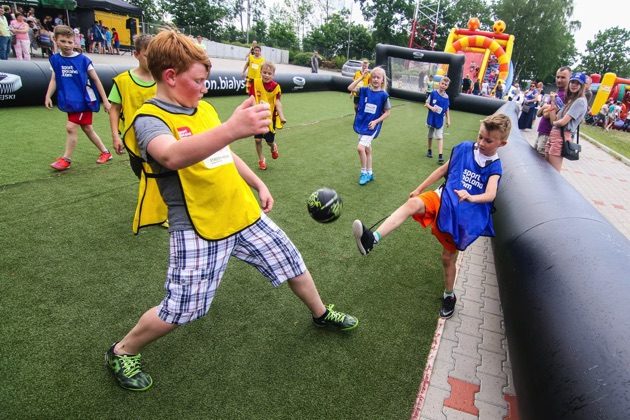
[437,157,445,164]
[105,343,153,391]
[439,294,457,319]
[352,219,375,255]
[426,150,433,158]
[313,304,359,331]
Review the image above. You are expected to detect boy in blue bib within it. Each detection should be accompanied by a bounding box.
[353,114,511,319]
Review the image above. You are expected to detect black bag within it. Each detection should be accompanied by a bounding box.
[560,126,581,161]
[521,104,531,113]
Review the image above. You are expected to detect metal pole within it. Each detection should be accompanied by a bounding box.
[346,0,351,59]
[246,0,250,44]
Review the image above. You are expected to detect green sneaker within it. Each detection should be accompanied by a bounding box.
[313,304,359,331]
[105,343,153,391]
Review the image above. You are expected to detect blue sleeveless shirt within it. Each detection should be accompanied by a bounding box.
[426,90,449,129]
[50,53,100,113]
[437,142,502,250]
[353,87,389,137]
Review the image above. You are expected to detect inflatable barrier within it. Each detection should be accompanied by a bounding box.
[0,61,346,108]
[494,101,630,419]
[374,43,503,114]
[2,49,503,115]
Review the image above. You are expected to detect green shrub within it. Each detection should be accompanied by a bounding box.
[332,56,346,69]
[289,51,312,67]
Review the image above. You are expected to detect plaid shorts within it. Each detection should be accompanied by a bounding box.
[157,214,307,325]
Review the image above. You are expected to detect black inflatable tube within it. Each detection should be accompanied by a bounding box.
[493,102,630,419]
[0,61,351,108]
[374,43,502,114]
[1,56,502,115]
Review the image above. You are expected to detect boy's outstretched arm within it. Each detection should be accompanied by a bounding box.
[44,72,56,109]
[148,96,271,170]
[409,162,449,197]
[348,73,366,92]
[275,98,286,123]
[454,174,500,203]
[232,152,273,213]
[87,68,111,113]
[108,103,124,154]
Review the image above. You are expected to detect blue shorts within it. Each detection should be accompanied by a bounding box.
[157,214,307,325]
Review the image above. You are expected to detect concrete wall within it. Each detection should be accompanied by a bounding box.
[201,41,289,65]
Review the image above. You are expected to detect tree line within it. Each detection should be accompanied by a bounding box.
[130,0,629,79]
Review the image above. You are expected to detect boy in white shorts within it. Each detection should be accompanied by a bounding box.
[425,77,451,164]
[348,67,391,185]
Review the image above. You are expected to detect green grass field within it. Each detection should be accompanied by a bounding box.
[0,92,484,419]
[581,124,630,159]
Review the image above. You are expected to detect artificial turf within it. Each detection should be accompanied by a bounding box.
[0,91,484,419]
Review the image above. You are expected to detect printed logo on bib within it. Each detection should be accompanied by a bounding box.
[364,103,377,114]
[177,126,193,138]
[433,105,443,114]
[461,169,484,191]
[252,63,259,69]
[203,146,234,169]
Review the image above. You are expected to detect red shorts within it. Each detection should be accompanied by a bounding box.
[67,111,93,125]
[411,190,457,253]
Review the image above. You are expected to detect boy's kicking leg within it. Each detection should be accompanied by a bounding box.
[353,194,458,318]
[365,145,373,182]
[288,271,358,330]
[81,124,112,163]
[357,143,369,184]
[358,136,375,185]
[426,136,433,158]
[269,139,279,159]
[105,307,177,391]
[436,137,444,164]
[439,249,458,318]
[352,196,425,255]
[255,138,266,169]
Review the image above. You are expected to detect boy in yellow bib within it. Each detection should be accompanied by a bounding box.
[108,34,155,177]
[242,44,264,94]
[104,30,358,392]
[250,61,286,170]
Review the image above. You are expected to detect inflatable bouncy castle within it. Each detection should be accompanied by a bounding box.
[589,72,630,118]
[439,18,515,95]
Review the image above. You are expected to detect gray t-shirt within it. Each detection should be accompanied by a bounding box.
[134,98,197,232]
[561,97,587,135]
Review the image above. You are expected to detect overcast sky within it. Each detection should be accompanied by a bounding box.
[571,0,629,53]
[282,0,628,55]
[342,0,629,54]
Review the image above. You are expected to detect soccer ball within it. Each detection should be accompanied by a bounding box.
[307,188,342,223]
[467,17,480,31]
[492,20,506,33]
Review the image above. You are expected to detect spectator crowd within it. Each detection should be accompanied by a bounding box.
[0,4,123,61]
